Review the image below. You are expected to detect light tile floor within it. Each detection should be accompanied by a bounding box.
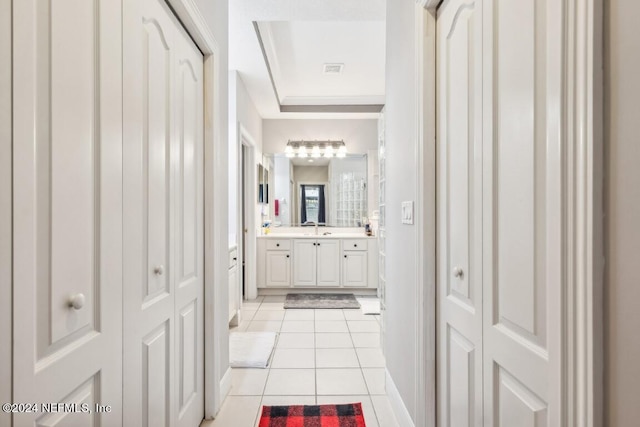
[201,296,400,427]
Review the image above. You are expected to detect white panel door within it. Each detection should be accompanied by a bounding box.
[292,240,317,287]
[316,240,340,287]
[481,0,562,424]
[123,0,204,425]
[12,0,123,425]
[436,0,484,425]
[173,20,204,427]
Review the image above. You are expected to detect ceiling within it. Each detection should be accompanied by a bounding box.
[229,0,387,119]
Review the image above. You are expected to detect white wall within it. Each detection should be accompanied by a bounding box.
[384,0,419,421]
[605,0,640,425]
[0,0,11,423]
[229,71,263,246]
[262,119,378,155]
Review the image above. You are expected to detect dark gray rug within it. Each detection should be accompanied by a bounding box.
[284,293,361,309]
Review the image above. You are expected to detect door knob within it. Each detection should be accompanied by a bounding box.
[68,293,86,310]
[154,265,165,276]
[453,267,464,279]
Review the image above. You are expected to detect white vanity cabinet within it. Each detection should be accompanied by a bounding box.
[342,239,368,287]
[292,239,341,287]
[264,239,291,287]
[257,235,378,290]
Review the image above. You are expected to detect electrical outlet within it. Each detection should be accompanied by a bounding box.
[402,201,414,224]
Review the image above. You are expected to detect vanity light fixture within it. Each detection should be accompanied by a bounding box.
[285,140,346,159]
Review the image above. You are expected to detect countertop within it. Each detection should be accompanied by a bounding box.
[257,233,377,239]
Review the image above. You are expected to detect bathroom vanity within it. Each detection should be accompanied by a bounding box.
[257,230,378,290]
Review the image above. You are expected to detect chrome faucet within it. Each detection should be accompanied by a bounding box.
[303,221,318,235]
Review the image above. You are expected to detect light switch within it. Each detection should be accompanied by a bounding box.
[402,201,414,225]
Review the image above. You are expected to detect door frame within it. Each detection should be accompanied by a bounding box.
[414,0,604,426]
[165,0,228,419]
[238,123,258,301]
[0,0,12,424]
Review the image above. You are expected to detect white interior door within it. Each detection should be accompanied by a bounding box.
[12,0,123,425]
[173,21,205,427]
[437,0,564,425]
[123,0,204,425]
[481,0,562,424]
[436,0,484,425]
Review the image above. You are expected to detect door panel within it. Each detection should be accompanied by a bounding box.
[13,0,123,424]
[266,252,291,287]
[437,0,484,425]
[316,240,340,287]
[124,0,204,425]
[482,0,562,423]
[174,24,204,427]
[342,252,367,287]
[293,240,317,286]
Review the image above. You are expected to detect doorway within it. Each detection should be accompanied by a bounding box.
[238,126,258,301]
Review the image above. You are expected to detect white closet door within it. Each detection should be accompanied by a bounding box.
[436,0,484,425]
[12,0,123,425]
[123,0,204,425]
[481,0,563,424]
[173,20,205,427]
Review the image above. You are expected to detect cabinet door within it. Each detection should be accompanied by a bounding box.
[293,240,317,287]
[342,252,368,287]
[266,252,291,287]
[316,240,340,287]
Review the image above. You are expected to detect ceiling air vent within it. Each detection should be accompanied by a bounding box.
[323,63,344,74]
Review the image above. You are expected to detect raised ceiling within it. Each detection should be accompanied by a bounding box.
[229,0,386,119]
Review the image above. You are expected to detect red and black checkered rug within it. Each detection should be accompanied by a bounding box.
[258,403,366,427]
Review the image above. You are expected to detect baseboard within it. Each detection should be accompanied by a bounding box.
[220,366,232,401]
[386,369,415,427]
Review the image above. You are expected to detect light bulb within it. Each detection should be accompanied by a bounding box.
[337,145,347,158]
[298,146,308,158]
[324,146,334,158]
[311,146,321,158]
[285,145,295,158]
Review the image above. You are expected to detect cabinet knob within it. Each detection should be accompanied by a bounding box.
[317,243,320,246]
[354,244,357,247]
[286,255,290,258]
[233,257,237,261]
[154,265,164,276]
[276,243,280,247]
[344,255,348,258]
[68,293,86,310]
[453,267,464,279]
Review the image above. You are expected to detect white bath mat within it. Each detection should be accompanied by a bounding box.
[358,299,381,315]
[229,332,277,368]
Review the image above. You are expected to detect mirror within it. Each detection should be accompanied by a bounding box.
[258,164,269,204]
[265,153,373,227]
